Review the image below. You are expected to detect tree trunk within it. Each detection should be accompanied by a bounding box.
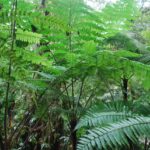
[122,77,128,103]
[70,118,77,150]
[0,134,4,150]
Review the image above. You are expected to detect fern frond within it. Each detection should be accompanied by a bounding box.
[76,111,133,129]
[0,25,42,44]
[77,117,150,150]
[0,24,10,39]
[16,29,42,44]
[136,54,150,65]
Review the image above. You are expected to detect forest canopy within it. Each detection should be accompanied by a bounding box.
[0,0,150,150]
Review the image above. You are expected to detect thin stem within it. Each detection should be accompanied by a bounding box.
[144,137,148,150]
[75,77,86,112]
[4,0,17,149]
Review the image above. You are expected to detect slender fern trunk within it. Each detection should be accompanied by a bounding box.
[144,137,148,150]
[4,0,17,149]
[122,77,136,150]
[0,133,4,150]
[122,77,128,103]
[70,116,77,150]
[67,1,78,149]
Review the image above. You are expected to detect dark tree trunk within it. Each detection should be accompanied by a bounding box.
[122,77,128,103]
[0,134,4,150]
[70,118,77,150]
[122,78,137,150]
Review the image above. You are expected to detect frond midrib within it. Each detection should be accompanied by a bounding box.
[78,117,150,149]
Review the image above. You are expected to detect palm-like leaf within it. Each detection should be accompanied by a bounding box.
[76,111,133,129]
[77,117,150,150]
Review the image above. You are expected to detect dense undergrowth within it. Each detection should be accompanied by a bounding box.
[0,0,150,149]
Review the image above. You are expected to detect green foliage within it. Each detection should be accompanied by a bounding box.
[77,98,150,150]
[76,111,133,129]
[16,29,42,44]
[77,116,150,150]
[0,0,149,149]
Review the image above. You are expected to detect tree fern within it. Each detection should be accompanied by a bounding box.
[77,117,150,150]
